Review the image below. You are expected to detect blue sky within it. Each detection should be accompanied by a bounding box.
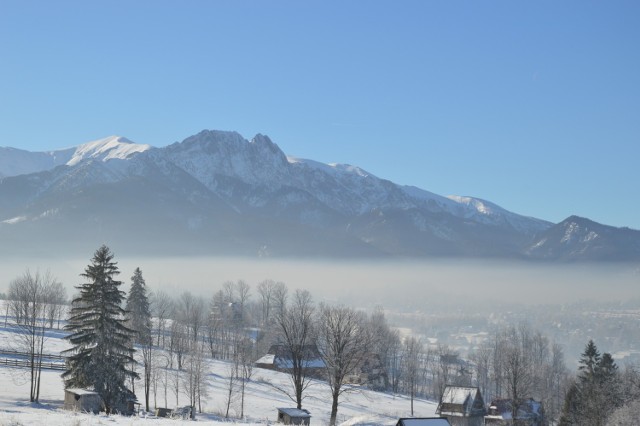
[1,1,639,229]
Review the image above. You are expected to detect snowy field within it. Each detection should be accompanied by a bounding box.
[0,322,438,425]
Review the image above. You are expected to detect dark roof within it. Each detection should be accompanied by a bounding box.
[397,418,451,426]
[278,407,311,418]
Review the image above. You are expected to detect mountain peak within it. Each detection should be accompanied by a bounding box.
[66,136,151,166]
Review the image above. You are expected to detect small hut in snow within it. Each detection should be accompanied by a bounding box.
[277,407,312,425]
[396,418,451,426]
[64,388,104,413]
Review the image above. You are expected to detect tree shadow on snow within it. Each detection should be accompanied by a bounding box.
[15,398,61,411]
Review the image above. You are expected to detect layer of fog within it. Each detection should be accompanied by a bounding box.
[1,256,638,311]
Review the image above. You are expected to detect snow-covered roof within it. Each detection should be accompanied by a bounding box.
[397,418,450,426]
[255,354,276,365]
[440,386,478,405]
[278,407,311,418]
[65,388,99,396]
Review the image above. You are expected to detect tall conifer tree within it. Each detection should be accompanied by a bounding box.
[126,267,152,344]
[62,245,138,414]
[560,340,621,426]
[125,266,153,411]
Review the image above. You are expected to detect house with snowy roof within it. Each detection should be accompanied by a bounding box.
[255,344,326,379]
[345,353,389,390]
[436,385,486,426]
[64,388,104,413]
[277,407,311,425]
[485,398,545,425]
[396,417,451,426]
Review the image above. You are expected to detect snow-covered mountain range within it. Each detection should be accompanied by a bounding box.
[1,130,638,260]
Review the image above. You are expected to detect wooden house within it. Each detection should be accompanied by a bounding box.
[485,398,546,425]
[256,344,326,379]
[345,353,389,391]
[63,388,104,413]
[436,385,486,426]
[277,407,312,425]
[396,418,452,426]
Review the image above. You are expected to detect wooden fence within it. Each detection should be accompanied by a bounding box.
[0,357,65,371]
[0,348,65,361]
[0,348,66,371]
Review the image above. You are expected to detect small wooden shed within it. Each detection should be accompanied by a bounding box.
[397,418,451,426]
[155,407,173,418]
[277,407,312,425]
[64,388,103,413]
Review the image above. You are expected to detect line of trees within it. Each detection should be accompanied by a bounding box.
[471,323,570,422]
[6,269,67,402]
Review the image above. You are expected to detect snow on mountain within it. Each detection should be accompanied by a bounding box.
[288,157,415,215]
[66,136,151,166]
[0,136,149,179]
[9,129,639,260]
[526,216,640,261]
[446,195,551,234]
[0,146,73,178]
[163,130,290,190]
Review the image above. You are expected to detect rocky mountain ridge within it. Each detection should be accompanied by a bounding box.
[0,130,637,260]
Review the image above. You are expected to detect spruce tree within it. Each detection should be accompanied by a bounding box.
[579,339,601,378]
[62,245,138,414]
[125,266,153,411]
[126,267,152,344]
[560,340,622,426]
[597,352,622,412]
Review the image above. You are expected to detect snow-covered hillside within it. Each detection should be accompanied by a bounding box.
[0,316,437,425]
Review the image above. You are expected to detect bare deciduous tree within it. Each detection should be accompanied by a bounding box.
[151,290,173,348]
[316,304,372,426]
[470,340,493,403]
[182,341,208,414]
[367,306,403,392]
[44,281,67,329]
[275,288,315,409]
[257,279,276,326]
[237,336,254,419]
[272,281,288,319]
[8,269,58,402]
[402,336,423,416]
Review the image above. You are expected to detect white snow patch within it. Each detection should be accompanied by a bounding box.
[561,223,579,243]
[583,231,599,242]
[66,136,150,166]
[447,195,495,216]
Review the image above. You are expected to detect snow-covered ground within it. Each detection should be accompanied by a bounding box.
[0,321,438,425]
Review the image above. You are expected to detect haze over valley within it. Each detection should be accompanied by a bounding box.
[2,2,640,424]
[1,131,639,365]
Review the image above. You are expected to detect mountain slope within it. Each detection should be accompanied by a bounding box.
[0,136,150,178]
[526,216,640,261]
[0,130,636,260]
